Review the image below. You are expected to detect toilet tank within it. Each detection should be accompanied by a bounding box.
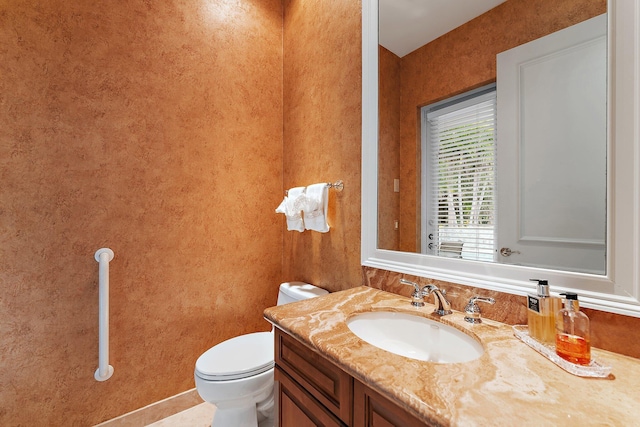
[277,282,328,305]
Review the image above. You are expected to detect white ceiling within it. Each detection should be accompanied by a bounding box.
[379,0,508,58]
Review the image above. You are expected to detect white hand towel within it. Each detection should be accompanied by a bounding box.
[275,187,306,232]
[303,183,330,233]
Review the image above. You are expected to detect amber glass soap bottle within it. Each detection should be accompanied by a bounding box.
[555,292,591,365]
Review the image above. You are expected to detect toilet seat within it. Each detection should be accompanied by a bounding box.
[195,331,274,381]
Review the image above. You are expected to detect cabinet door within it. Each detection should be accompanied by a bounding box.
[275,329,353,424]
[353,380,429,427]
[275,366,346,427]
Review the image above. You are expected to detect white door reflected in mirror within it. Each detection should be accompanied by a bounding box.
[497,14,607,275]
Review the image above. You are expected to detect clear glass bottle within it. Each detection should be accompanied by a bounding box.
[555,292,591,365]
[527,279,562,344]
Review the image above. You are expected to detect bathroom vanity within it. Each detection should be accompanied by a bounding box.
[264,286,640,426]
[274,327,424,426]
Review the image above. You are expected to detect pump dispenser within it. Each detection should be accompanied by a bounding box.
[527,279,562,344]
[555,292,591,365]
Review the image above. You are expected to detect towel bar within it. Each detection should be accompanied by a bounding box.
[285,180,344,195]
[326,180,344,192]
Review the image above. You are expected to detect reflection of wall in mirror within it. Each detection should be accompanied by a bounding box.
[377,0,607,253]
[378,46,401,250]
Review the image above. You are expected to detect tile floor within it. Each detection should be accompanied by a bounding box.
[145,403,216,427]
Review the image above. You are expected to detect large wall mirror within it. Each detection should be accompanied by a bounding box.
[361,0,640,317]
[378,0,607,275]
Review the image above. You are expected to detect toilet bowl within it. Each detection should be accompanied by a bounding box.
[194,282,328,427]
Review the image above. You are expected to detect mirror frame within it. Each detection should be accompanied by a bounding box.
[362,0,640,317]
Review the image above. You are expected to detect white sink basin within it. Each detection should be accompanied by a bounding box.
[346,311,484,363]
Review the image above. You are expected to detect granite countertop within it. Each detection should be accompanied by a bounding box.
[263,286,640,426]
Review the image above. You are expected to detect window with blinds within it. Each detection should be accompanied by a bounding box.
[422,88,497,262]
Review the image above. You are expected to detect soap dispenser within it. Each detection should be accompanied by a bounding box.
[555,292,591,365]
[527,279,562,344]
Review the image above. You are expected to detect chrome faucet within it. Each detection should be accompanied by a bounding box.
[400,279,452,315]
[429,287,453,316]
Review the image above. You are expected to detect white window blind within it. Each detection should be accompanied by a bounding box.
[425,91,497,262]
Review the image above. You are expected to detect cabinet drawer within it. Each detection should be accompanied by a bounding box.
[275,366,346,427]
[275,328,353,425]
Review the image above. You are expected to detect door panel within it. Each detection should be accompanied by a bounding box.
[497,14,607,274]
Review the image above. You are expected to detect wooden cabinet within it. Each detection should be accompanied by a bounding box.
[275,366,346,427]
[275,328,352,425]
[274,329,426,427]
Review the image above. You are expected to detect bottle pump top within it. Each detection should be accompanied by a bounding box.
[530,279,550,297]
[560,292,580,309]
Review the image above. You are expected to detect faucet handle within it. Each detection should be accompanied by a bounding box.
[464,296,496,323]
[400,278,430,307]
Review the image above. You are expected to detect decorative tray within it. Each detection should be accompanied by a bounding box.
[512,325,612,378]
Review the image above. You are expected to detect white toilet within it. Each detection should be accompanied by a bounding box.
[194,282,328,427]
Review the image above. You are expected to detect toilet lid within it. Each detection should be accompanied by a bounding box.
[195,331,274,381]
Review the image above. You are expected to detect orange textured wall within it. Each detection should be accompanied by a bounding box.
[398,0,607,251]
[0,1,283,425]
[281,0,363,292]
[377,46,400,251]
